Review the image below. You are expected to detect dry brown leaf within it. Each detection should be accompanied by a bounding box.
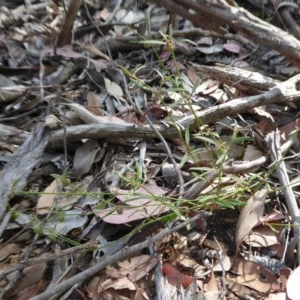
[97,183,169,224]
[95,277,135,300]
[112,183,166,205]
[206,268,219,292]
[106,255,158,282]
[279,267,291,291]
[5,262,47,298]
[187,66,201,85]
[86,91,106,116]
[58,177,94,210]
[245,224,281,248]
[101,277,136,291]
[280,118,300,143]
[14,279,47,300]
[97,204,169,224]
[36,178,61,215]
[47,46,108,69]
[225,277,253,297]
[0,243,20,262]
[228,258,280,293]
[177,254,206,277]
[235,189,267,253]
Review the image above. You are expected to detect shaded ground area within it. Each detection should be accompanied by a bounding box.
[1,0,300,299]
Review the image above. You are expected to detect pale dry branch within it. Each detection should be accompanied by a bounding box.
[191,63,279,94]
[47,74,300,148]
[266,130,300,264]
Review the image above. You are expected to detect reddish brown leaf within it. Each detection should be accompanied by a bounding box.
[162,263,193,288]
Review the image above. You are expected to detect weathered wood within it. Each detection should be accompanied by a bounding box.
[0,124,29,145]
[191,63,279,94]
[0,124,49,223]
[47,74,300,147]
[153,0,300,67]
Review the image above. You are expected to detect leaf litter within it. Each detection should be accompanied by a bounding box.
[1,0,300,299]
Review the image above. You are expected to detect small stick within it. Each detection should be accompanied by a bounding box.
[266,130,300,264]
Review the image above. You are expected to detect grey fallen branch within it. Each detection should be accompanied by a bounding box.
[30,213,204,300]
[191,63,279,94]
[48,74,300,148]
[266,130,300,265]
[153,0,300,68]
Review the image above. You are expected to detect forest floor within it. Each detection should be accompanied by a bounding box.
[1,0,300,299]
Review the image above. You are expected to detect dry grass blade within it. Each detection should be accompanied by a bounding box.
[235,189,267,254]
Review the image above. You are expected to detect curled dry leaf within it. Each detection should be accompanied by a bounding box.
[206,269,220,298]
[235,189,267,254]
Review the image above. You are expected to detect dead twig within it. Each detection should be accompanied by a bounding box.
[266,130,300,264]
[57,0,82,47]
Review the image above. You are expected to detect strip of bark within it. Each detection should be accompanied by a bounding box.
[0,124,49,223]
